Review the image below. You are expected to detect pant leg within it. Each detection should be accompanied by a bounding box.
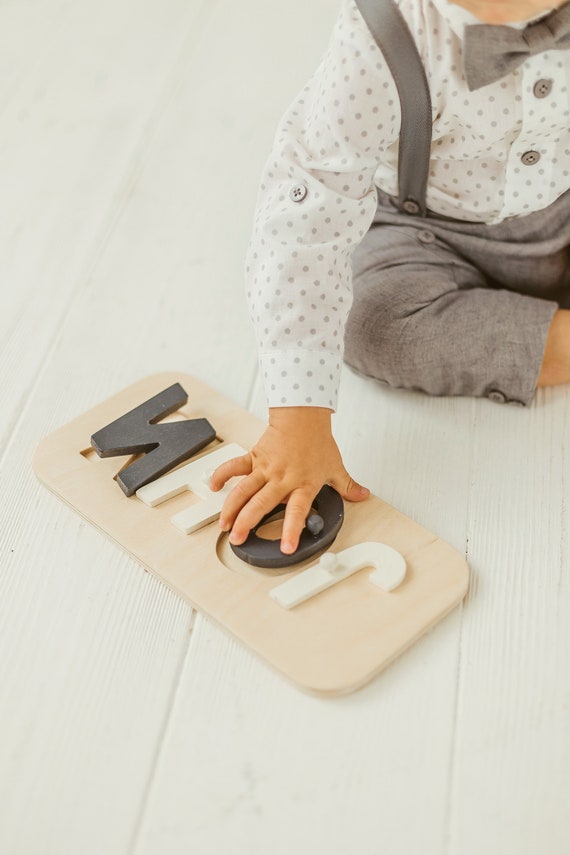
[345,220,559,406]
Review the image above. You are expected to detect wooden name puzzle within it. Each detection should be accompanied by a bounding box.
[33,372,469,696]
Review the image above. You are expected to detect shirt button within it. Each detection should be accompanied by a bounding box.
[418,229,435,243]
[533,78,552,98]
[402,198,420,215]
[521,150,541,166]
[487,390,507,403]
[289,183,308,202]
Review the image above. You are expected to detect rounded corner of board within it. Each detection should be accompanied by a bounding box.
[437,537,470,597]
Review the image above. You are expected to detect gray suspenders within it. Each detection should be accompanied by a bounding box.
[354,0,432,217]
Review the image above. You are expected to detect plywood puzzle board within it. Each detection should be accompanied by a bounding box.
[33,372,469,696]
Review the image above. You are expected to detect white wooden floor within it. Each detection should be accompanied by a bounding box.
[1,1,568,852]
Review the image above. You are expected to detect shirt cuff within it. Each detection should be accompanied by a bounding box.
[260,349,342,410]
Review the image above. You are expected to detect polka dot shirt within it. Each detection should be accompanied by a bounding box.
[246,0,570,411]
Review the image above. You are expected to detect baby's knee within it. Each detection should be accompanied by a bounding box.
[344,280,412,386]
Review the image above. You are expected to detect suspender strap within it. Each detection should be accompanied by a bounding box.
[354,0,432,216]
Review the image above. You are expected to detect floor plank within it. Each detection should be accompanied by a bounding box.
[446,386,570,854]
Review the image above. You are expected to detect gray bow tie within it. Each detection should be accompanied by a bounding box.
[463,3,570,91]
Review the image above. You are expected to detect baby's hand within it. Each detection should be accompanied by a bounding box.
[210,407,369,555]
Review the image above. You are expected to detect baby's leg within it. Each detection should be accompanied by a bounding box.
[345,223,560,406]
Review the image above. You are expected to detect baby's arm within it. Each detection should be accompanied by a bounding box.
[210,407,369,554]
[246,0,401,413]
[212,0,401,549]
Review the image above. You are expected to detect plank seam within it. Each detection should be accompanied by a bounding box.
[127,609,197,855]
[557,394,568,612]
[442,396,476,854]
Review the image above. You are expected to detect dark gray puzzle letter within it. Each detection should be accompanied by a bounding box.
[90,383,216,496]
[230,485,344,569]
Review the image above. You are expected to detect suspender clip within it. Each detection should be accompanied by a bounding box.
[402,197,421,215]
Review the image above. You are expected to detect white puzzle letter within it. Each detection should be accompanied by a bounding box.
[270,541,407,609]
[136,442,247,534]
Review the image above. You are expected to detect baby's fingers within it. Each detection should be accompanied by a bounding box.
[228,482,286,546]
[219,470,266,532]
[280,489,316,555]
[210,452,252,491]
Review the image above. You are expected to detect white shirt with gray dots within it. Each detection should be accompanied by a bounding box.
[246,0,570,411]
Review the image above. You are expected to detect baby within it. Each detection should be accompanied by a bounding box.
[211,0,570,554]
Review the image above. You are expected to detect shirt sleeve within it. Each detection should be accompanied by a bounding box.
[245,0,401,411]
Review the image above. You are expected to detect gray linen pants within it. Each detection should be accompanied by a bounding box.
[345,188,570,406]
